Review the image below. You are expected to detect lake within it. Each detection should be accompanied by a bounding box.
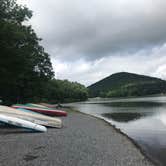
[67,96,166,166]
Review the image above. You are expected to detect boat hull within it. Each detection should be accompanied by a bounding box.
[12,105,67,116]
[0,114,47,132]
[0,105,62,128]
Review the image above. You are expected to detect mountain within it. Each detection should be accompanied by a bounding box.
[88,72,166,97]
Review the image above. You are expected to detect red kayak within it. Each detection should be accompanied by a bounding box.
[12,105,67,117]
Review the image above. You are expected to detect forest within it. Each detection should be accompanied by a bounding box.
[0,0,88,105]
[88,72,166,97]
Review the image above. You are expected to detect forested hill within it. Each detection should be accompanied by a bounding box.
[88,72,166,97]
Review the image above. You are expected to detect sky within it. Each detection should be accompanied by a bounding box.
[18,0,166,86]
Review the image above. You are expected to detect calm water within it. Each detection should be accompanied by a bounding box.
[68,96,166,166]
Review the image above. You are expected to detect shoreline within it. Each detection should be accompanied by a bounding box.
[66,107,159,166]
[64,107,157,165]
[0,108,155,166]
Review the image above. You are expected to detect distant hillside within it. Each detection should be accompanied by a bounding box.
[88,72,166,97]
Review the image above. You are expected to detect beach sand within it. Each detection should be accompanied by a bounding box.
[0,111,155,166]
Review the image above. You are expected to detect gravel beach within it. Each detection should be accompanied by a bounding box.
[0,111,154,166]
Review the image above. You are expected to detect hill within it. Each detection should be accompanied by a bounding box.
[88,72,166,97]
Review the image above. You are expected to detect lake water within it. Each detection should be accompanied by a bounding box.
[68,96,166,166]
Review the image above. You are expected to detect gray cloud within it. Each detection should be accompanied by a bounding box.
[23,0,166,61]
[18,0,166,85]
[52,44,166,85]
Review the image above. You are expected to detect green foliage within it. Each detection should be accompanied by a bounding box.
[43,79,88,103]
[88,72,166,98]
[0,0,88,104]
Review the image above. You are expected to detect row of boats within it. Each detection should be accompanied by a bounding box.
[0,103,68,132]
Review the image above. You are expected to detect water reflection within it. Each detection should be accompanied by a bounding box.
[103,101,164,107]
[158,113,166,126]
[102,112,143,122]
[68,96,166,166]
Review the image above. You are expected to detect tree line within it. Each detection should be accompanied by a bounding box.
[0,0,88,105]
[105,81,166,97]
[88,72,166,98]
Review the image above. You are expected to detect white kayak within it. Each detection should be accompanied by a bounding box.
[0,105,62,128]
[0,114,47,132]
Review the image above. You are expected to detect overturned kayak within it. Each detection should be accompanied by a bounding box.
[39,103,58,108]
[26,103,49,109]
[0,114,47,132]
[0,105,62,128]
[17,108,42,114]
[12,104,67,116]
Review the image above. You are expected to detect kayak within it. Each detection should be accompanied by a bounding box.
[0,105,62,128]
[0,114,47,132]
[17,108,42,114]
[12,105,67,116]
[39,103,58,108]
[16,108,62,124]
[26,103,49,109]
[12,104,67,116]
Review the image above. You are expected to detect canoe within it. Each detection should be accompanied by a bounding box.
[0,105,62,128]
[0,114,47,132]
[12,105,67,116]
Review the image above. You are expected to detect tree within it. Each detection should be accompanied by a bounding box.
[43,79,88,103]
[0,0,54,104]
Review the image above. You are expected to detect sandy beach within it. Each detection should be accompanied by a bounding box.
[0,110,155,166]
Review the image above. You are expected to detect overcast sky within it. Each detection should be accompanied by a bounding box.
[18,0,166,86]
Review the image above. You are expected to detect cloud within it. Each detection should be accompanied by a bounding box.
[18,0,166,85]
[52,44,166,86]
[20,0,166,61]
